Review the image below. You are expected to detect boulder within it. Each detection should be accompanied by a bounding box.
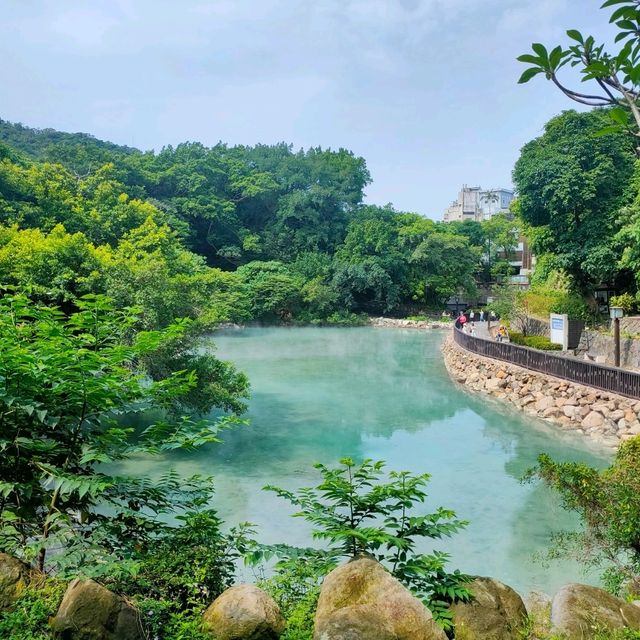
[0,553,32,610]
[582,411,604,429]
[203,584,285,640]
[50,578,143,640]
[486,378,507,392]
[551,583,640,639]
[314,557,446,640]
[450,577,527,640]
[535,396,555,412]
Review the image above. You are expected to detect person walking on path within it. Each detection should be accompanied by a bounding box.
[469,310,475,322]
[480,309,485,322]
[455,312,467,330]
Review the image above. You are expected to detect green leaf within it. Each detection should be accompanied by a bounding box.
[517,54,542,65]
[566,29,584,44]
[602,0,634,7]
[609,6,639,22]
[615,30,634,42]
[549,46,566,69]
[616,19,638,30]
[609,106,630,125]
[593,125,623,136]
[518,68,543,84]
[566,29,584,43]
[531,43,550,64]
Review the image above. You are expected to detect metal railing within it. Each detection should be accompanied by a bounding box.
[453,327,640,400]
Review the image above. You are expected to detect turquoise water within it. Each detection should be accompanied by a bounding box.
[127,326,610,596]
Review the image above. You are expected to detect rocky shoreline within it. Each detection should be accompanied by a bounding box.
[6,551,640,640]
[371,317,451,330]
[442,335,640,449]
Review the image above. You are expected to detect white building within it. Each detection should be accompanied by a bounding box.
[443,185,514,222]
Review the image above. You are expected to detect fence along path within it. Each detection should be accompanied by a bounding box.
[453,326,640,400]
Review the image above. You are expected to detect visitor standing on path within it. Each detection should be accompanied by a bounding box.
[456,313,467,330]
[480,310,485,322]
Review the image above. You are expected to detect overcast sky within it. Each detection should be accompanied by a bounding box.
[1,1,617,218]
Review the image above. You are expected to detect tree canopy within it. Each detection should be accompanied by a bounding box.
[512,109,635,292]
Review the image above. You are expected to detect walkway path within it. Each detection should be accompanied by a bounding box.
[464,320,493,340]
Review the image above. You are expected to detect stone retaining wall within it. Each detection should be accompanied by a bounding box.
[621,316,640,336]
[442,335,640,449]
[576,329,640,371]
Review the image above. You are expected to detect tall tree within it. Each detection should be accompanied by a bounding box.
[512,109,635,291]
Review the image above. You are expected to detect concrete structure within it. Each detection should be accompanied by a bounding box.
[443,185,514,222]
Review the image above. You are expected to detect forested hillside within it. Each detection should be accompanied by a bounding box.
[0,118,502,325]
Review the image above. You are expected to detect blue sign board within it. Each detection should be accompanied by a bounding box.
[551,318,564,330]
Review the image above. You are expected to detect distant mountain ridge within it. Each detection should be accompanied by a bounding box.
[0,118,139,163]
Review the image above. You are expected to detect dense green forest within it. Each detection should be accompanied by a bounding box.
[0,117,523,327]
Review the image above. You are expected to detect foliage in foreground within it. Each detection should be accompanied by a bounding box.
[0,293,245,578]
[527,436,640,595]
[258,556,326,640]
[0,579,66,640]
[263,458,472,631]
[517,0,640,150]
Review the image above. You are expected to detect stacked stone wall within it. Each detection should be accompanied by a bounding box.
[443,336,640,449]
[576,330,640,371]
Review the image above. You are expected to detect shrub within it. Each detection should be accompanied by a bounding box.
[322,311,368,326]
[526,436,640,595]
[610,293,637,315]
[114,509,253,637]
[264,458,471,632]
[509,332,562,350]
[0,579,66,640]
[549,292,591,320]
[259,556,327,640]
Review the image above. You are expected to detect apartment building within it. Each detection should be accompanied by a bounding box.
[443,185,514,222]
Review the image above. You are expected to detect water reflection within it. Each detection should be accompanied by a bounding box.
[117,327,610,595]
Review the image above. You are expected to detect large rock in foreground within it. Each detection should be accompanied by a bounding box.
[0,553,33,611]
[313,557,446,640]
[450,577,527,640]
[50,578,143,640]
[202,584,285,640]
[551,583,640,639]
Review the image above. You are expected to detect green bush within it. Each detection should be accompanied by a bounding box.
[610,293,637,315]
[549,292,591,320]
[527,437,640,597]
[114,509,252,637]
[321,311,369,326]
[509,332,562,350]
[259,557,326,640]
[0,579,66,640]
[264,458,471,632]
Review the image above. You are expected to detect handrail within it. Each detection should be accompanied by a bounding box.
[452,327,640,400]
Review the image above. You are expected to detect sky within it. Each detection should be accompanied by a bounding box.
[0,1,619,219]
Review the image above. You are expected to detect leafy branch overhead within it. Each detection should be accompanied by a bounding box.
[518,0,640,148]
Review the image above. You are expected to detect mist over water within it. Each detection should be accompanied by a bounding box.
[124,327,610,596]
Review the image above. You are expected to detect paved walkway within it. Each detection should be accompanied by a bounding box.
[462,319,493,339]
